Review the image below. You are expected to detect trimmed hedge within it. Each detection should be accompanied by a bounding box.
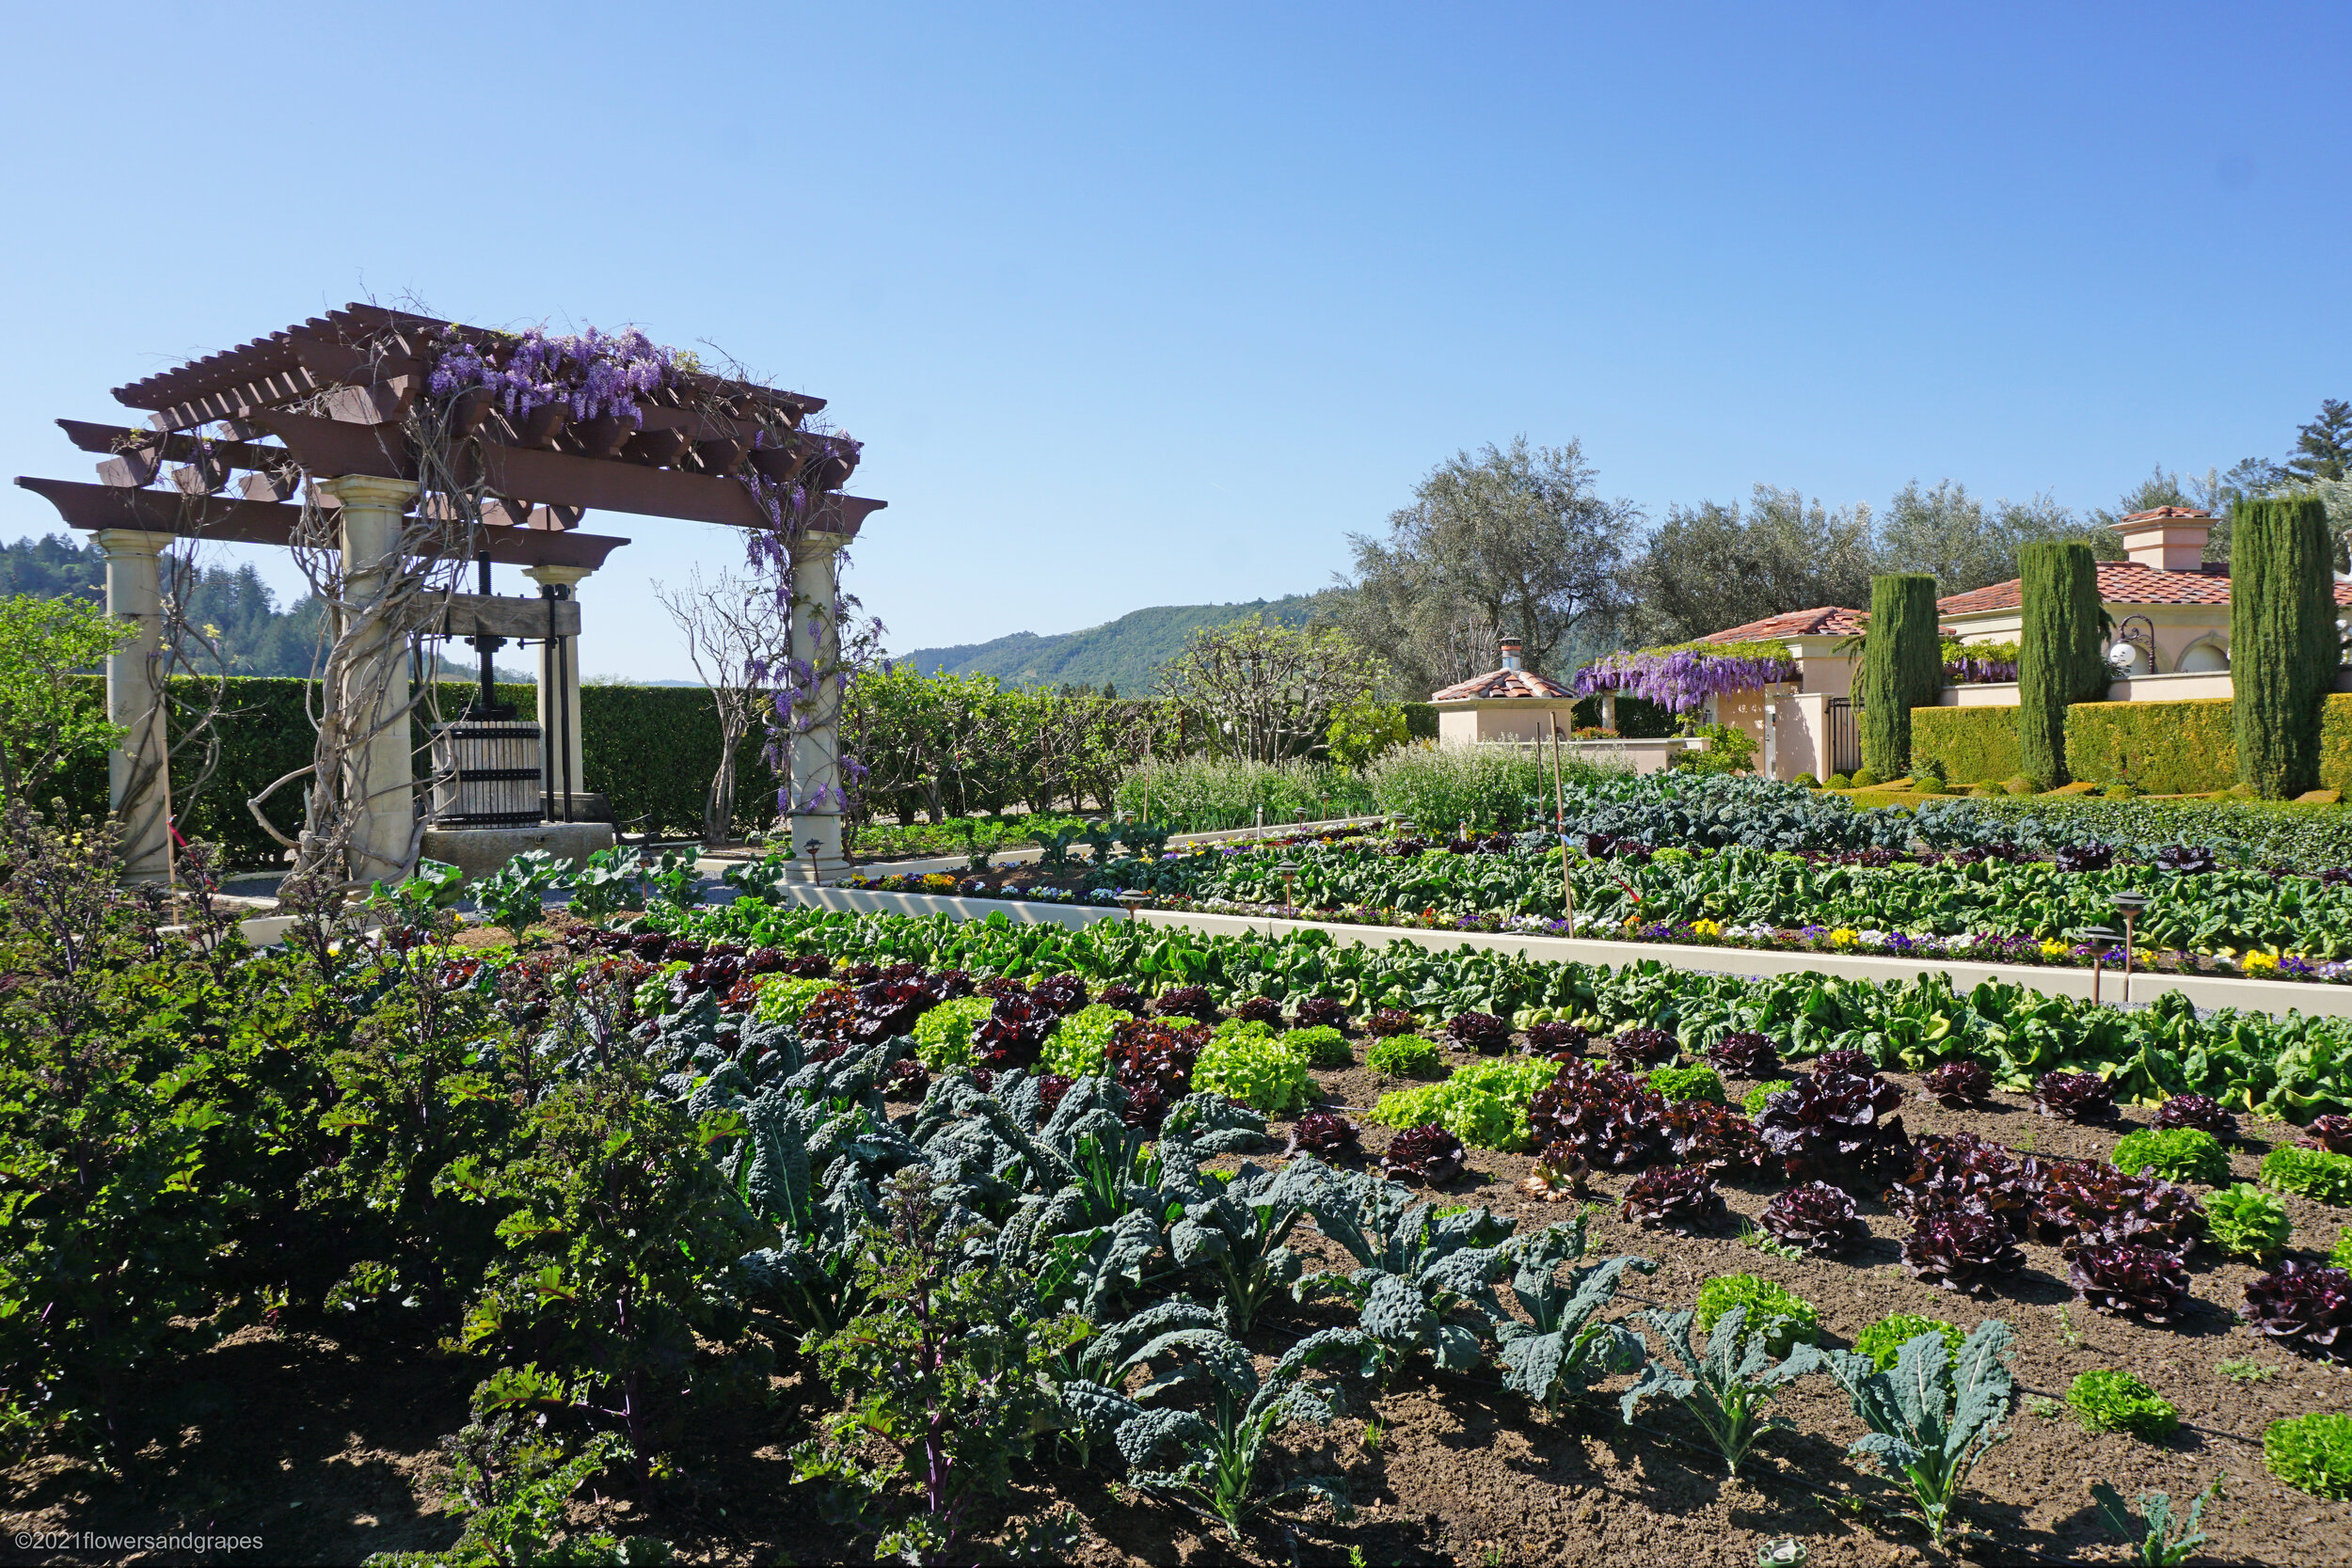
[2065,698,2239,796]
[2233,495,2338,797]
[54,676,772,866]
[1910,706,2023,786]
[1863,574,1941,779]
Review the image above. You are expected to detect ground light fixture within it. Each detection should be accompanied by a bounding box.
[2076,924,2123,1005]
[2108,890,2152,1004]
[1116,889,1152,924]
[1275,861,1302,912]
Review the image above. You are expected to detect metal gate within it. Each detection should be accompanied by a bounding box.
[1824,697,1862,775]
[431,721,546,827]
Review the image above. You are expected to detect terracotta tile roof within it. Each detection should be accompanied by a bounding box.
[1429,668,1579,702]
[1937,562,2352,614]
[1699,606,1868,641]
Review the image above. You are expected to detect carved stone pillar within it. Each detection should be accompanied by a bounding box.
[320,475,422,884]
[92,529,170,880]
[787,531,852,879]
[522,562,594,816]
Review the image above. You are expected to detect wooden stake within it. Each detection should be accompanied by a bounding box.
[1550,714,1572,931]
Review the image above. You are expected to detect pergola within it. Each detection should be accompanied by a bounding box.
[16,302,883,883]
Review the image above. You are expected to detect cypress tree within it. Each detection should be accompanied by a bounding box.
[2016,540,2105,788]
[2232,495,2336,797]
[1860,574,1940,780]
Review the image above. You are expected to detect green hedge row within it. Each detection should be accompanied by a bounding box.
[1911,693,2352,797]
[52,677,770,867]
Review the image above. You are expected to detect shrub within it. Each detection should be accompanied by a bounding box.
[1793,772,1820,789]
[1853,1313,1963,1373]
[1693,1275,1820,1357]
[1742,1079,1793,1116]
[1040,1003,1136,1077]
[2110,1128,2230,1186]
[1647,1064,1726,1104]
[1911,706,2022,788]
[2233,494,2337,798]
[908,995,993,1070]
[1825,772,1851,789]
[1850,768,1879,788]
[2261,1146,2352,1205]
[1863,574,1940,780]
[2019,540,2106,788]
[2066,699,2236,796]
[2206,1183,2293,1261]
[1284,1024,1351,1068]
[2264,1412,2352,1500]
[1193,1024,1315,1116]
[2066,1370,2179,1441]
[1366,1033,1443,1078]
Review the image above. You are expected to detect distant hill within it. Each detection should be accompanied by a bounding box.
[896,594,1328,693]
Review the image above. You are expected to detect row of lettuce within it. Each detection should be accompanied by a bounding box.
[658,902,2352,1123]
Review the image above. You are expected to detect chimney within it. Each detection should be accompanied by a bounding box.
[1499,638,1522,672]
[2110,506,2215,573]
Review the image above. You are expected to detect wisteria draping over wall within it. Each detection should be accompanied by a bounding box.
[1943,653,2020,684]
[1572,641,1798,713]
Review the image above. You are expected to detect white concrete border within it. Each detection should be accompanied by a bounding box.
[757,882,2352,1021]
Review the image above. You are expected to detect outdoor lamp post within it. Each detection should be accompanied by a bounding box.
[1116,888,1152,925]
[2076,925,2122,1005]
[2108,891,2151,1005]
[1275,861,1302,913]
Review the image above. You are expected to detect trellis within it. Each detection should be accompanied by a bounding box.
[16,302,883,885]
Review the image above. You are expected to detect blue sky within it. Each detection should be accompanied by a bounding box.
[4,3,2346,679]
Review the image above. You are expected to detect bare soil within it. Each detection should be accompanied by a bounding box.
[8,1037,2347,1567]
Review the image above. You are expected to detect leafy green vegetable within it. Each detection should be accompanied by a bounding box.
[2090,1476,2222,1567]
[1192,1023,1315,1115]
[1822,1321,2014,1544]
[2261,1146,2352,1205]
[1285,1024,1353,1068]
[1041,1003,1135,1077]
[1853,1314,1963,1373]
[1486,1217,1654,1413]
[754,974,841,1025]
[2109,1127,2230,1185]
[1695,1275,1820,1358]
[1743,1079,1794,1115]
[909,994,993,1069]
[2264,1412,2352,1499]
[1367,1034,1444,1077]
[2207,1182,2294,1261]
[1367,1058,1560,1151]
[1647,1063,1727,1104]
[1620,1304,1822,1478]
[2066,1370,2178,1440]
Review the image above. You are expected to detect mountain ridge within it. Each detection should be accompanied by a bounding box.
[894,593,1327,692]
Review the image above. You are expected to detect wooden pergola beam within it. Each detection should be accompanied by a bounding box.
[12,478,631,569]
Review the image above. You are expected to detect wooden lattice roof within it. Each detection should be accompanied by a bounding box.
[16,302,882,571]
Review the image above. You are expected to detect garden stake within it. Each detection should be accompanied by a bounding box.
[1550,715,1572,929]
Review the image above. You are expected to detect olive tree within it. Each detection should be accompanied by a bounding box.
[1156,617,1371,766]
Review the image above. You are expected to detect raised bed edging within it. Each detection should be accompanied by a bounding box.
[763,882,2352,1022]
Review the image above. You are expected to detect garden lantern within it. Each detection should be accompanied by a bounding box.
[1116,889,1152,924]
[1275,861,1302,911]
[2108,890,2151,1003]
[2076,924,2123,1005]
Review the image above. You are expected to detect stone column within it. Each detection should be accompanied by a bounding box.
[787,531,852,880]
[321,475,422,884]
[93,529,171,880]
[522,563,594,815]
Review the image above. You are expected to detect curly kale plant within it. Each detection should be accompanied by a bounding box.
[1821,1320,2014,1544]
[2262,1145,2352,1205]
[1113,1325,1375,1541]
[2110,1127,2230,1186]
[2065,1369,2178,1439]
[2238,1261,2352,1360]
[1759,1181,1867,1257]
[1620,1305,1824,1479]
[2206,1182,2293,1261]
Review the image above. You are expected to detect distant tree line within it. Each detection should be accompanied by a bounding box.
[1317,398,2352,700]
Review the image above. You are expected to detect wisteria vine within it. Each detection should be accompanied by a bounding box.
[1573,640,1798,713]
